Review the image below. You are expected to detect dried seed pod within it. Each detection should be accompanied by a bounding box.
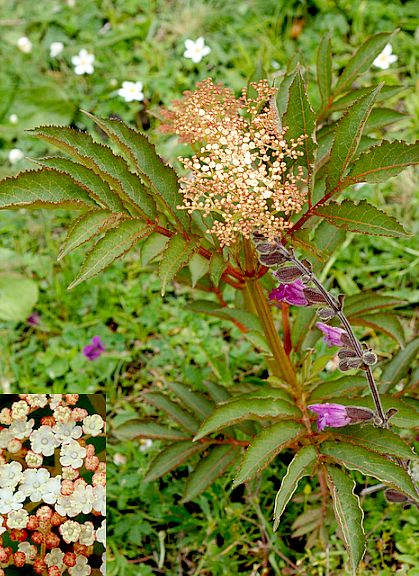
[363,350,378,366]
[273,266,302,282]
[255,242,277,254]
[304,287,327,304]
[345,406,374,422]
[340,333,355,349]
[385,489,408,503]
[317,307,335,320]
[337,348,358,359]
[258,251,287,266]
[338,357,363,371]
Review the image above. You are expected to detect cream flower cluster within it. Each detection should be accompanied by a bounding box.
[0,394,105,575]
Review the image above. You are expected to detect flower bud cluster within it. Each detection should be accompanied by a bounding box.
[0,395,106,575]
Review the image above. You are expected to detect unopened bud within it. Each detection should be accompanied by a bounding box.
[258,251,287,266]
[339,357,363,371]
[304,287,326,304]
[345,406,374,422]
[338,348,358,359]
[363,350,377,366]
[385,489,408,503]
[317,307,335,320]
[255,242,277,254]
[273,266,302,282]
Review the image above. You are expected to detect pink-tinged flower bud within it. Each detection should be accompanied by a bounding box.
[36,506,53,520]
[308,403,374,431]
[270,279,308,306]
[13,551,26,567]
[63,551,77,567]
[48,567,61,576]
[9,529,27,542]
[316,322,347,347]
[40,416,56,427]
[86,444,96,456]
[0,567,5,576]
[50,512,66,527]
[0,546,12,562]
[45,532,60,549]
[71,408,88,422]
[31,531,44,545]
[61,480,74,496]
[7,438,22,453]
[73,543,90,556]
[92,470,106,486]
[65,394,79,405]
[85,455,100,471]
[34,557,47,574]
[26,516,39,531]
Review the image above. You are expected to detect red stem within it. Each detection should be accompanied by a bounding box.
[281,302,292,355]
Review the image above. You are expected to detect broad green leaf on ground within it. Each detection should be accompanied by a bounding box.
[334,32,394,95]
[314,200,409,237]
[317,34,332,108]
[188,253,209,287]
[325,465,365,574]
[68,219,153,289]
[58,210,124,260]
[34,156,126,213]
[182,445,239,502]
[364,108,408,132]
[351,312,405,347]
[188,300,263,333]
[166,382,214,420]
[233,421,305,486]
[29,126,156,219]
[159,234,200,295]
[380,338,419,392]
[209,252,226,287]
[112,419,190,441]
[320,441,418,502]
[144,441,209,482]
[0,169,97,210]
[0,275,38,322]
[143,392,200,433]
[329,85,404,113]
[332,425,416,460]
[81,113,190,229]
[193,397,300,441]
[309,376,367,402]
[273,446,317,531]
[344,292,405,318]
[326,85,382,193]
[347,141,419,184]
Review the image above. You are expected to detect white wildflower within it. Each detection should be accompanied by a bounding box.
[50,41,64,58]
[45,547,65,567]
[0,461,23,488]
[183,37,211,63]
[6,508,28,529]
[71,49,95,75]
[17,36,32,53]
[9,417,35,440]
[0,487,26,514]
[117,81,144,102]
[60,439,86,468]
[30,425,60,456]
[53,420,83,445]
[69,555,91,576]
[373,43,398,70]
[82,414,104,437]
[60,519,81,543]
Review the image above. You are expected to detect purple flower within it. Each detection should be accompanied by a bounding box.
[27,312,41,326]
[316,322,346,347]
[83,336,105,361]
[269,279,308,306]
[308,403,351,431]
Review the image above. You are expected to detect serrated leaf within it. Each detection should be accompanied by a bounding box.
[144,441,209,482]
[182,445,239,502]
[364,108,408,132]
[326,85,382,193]
[29,125,156,219]
[309,376,367,402]
[81,113,190,229]
[315,199,409,237]
[275,69,297,123]
[209,252,226,287]
[0,275,38,322]
[321,441,418,502]
[317,34,332,108]
[159,234,200,295]
[194,397,300,441]
[245,384,294,403]
[58,210,123,260]
[351,312,405,346]
[325,465,365,574]
[347,141,419,184]
[273,446,317,531]
[334,31,395,95]
[140,232,169,266]
[0,169,97,210]
[233,421,305,487]
[188,253,209,287]
[291,508,322,531]
[112,419,190,441]
[344,292,404,317]
[203,381,231,404]
[143,392,200,433]
[68,219,153,289]
[329,85,405,113]
[381,338,419,392]
[34,156,126,213]
[333,425,416,460]
[282,67,316,185]
[166,382,214,420]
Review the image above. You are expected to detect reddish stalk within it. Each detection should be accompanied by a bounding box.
[281,302,292,355]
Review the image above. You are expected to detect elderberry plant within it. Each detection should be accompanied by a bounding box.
[0,31,418,573]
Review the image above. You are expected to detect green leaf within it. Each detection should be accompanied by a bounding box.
[29,126,156,219]
[282,67,317,185]
[182,445,239,502]
[233,421,305,487]
[380,338,419,392]
[334,31,395,95]
[68,219,153,289]
[0,169,97,210]
[188,300,263,333]
[209,253,226,287]
[309,376,367,402]
[188,253,209,287]
[140,232,169,266]
[112,419,190,441]
[326,85,382,193]
[275,69,297,122]
[166,382,214,420]
[144,441,209,482]
[0,275,38,322]
[273,446,317,531]
[347,141,419,184]
[320,441,418,502]
[81,113,190,229]
[159,234,200,296]
[58,210,123,260]
[325,465,365,574]
[344,292,404,318]
[194,397,300,441]
[317,34,332,108]
[329,85,405,113]
[332,425,416,460]
[35,156,126,213]
[351,312,405,347]
[315,199,410,237]
[364,108,408,132]
[144,392,200,433]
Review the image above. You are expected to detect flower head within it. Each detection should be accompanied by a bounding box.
[0,487,26,514]
[30,425,60,457]
[316,322,347,347]
[269,279,308,306]
[183,37,211,63]
[0,462,23,488]
[71,49,95,75]
[17,36,32,53]
[117,81,144,102]
[83,336,105,361]
[373,43,397,70]
[308,403,374,431]
[50,41,64,58]
[60,439,87,468]
[82,414,104,436]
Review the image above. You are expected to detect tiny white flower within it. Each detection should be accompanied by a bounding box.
[139,438,153,452]
[11,400,29,419]
[112,453,126,466]
[0,461,23,488]
[71,49,95,75]
[60,439,87,468]
[9,417,35,439]
[0,428,13,449]
[17,36,32,53]
[100,552,106,575]
[183,37,211,63]
[68,555,91,576]
[79,521,95,545]
[18,541,37,560]
[50,41,64,58]
[6,508,28,529]
[117,81,144,102]
[7,438,22,453]
[45,547,65,568]
[373,43,398,70]
[60,519,81,543]
[30,425,60,457]
[26,394,48,408]
[49,394,63,410]
[0,487,26,514]
[53,420,83,445]
[41,474,62,505]
[96,519,106,545]
[9,114,18,124]
[82,414,104,437]
[18,467,50,502]
[25,450,43,468]
[92,484,106,515]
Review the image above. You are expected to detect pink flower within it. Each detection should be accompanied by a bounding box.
[316,322,347,347]
[82,336,105,361]
[269,279,308,306]
[308,403,374,431]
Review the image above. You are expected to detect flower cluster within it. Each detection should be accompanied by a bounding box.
[0,395,105,575]
[161,78,307,246]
